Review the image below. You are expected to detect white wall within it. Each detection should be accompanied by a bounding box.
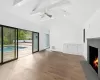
[83,9,100,60]
[0,10,40,31]
[49,18,83,52]
[39,27,50,50]
[0,10,50,51]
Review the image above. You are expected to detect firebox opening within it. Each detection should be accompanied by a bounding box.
[89,46,98,73]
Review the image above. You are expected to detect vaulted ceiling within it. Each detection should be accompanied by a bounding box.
[0,0,100,27]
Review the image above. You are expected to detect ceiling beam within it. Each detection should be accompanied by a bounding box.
[13,0,23,5]
[31,0,71,15]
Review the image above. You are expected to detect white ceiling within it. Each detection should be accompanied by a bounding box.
[0,0,100,27]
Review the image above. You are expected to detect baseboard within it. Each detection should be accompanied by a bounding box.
[51,50,63,53]
[39,49,46,52]
[39,47,50,52]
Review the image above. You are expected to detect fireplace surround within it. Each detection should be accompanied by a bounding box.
[87,38,100,78]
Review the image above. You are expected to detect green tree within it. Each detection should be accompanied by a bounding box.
[18,30,27,40]
[3,28,15,45]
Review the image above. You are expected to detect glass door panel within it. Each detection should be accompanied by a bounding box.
[3,27,17,62]
[33,32,39,52]
[18,29,32,58]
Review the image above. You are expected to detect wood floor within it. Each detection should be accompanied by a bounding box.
[0,51,86,80]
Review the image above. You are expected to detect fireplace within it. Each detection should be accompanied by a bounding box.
[87,38,100,79]
[89,46,98,73]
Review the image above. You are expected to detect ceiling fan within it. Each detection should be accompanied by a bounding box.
[31,0,71,19]
[39,8,53,18]
[31,0,71,14]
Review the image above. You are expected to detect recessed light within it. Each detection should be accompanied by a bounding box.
[64,15,67,17]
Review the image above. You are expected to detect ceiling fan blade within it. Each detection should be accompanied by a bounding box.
[45,13,52,18]
[32,0,42,11]
[31,8,45,14]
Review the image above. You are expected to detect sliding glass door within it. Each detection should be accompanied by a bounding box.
[3,27,18,62]
[32,32,39,53]
[0,24,40,64]
[18,29,32,58]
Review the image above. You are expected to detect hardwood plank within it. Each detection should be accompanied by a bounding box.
[0,51,86,80]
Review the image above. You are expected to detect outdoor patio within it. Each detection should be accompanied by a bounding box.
[3,42,32,62]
